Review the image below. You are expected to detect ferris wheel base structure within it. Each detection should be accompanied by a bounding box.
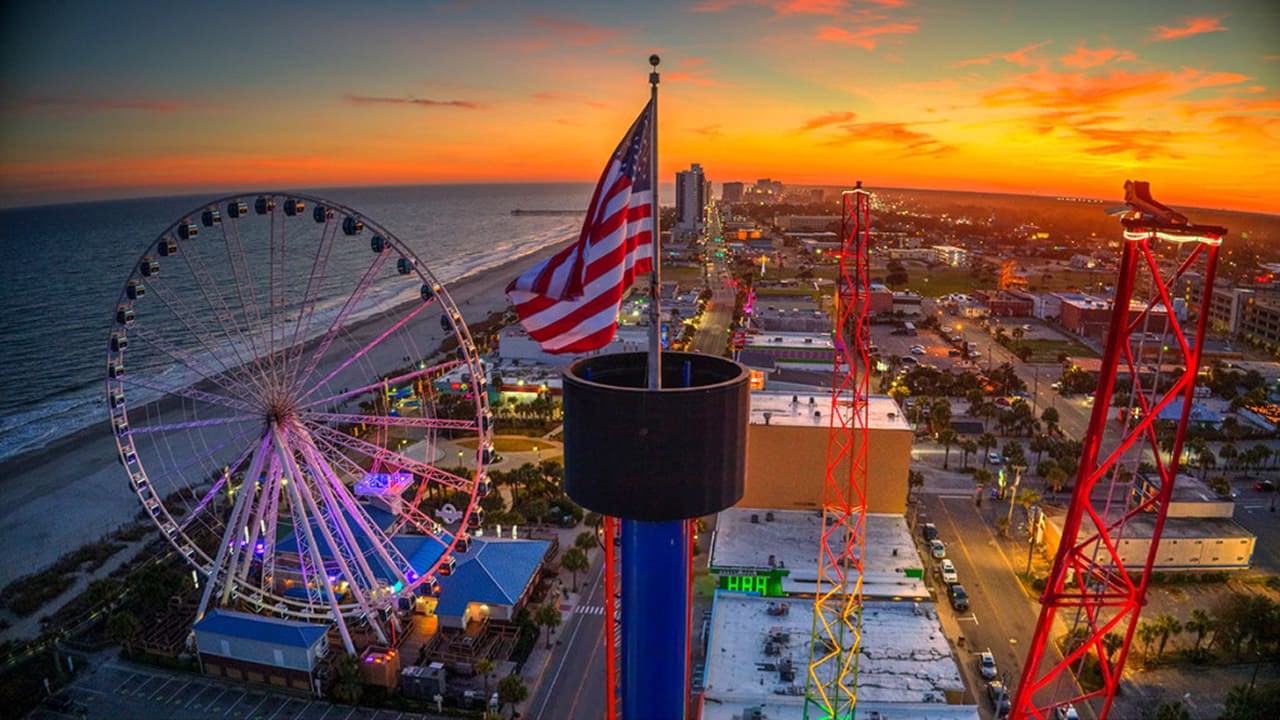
[1011,182,1227,720]
[562,351,750,720]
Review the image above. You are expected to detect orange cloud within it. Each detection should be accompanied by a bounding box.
[690,0,850,14]
[665,57,729,86]
[980,68,1249,112]
[825,120,953,157]
[1059,44,1137,69]
[1073,126,1186,161]
[690,124,724,137]
[9,96,186,114]
[1150,16,1228,42]
[816,22,918,50]
[346,95,481,110]
[797,111,856,131]
[953,40,1052,68]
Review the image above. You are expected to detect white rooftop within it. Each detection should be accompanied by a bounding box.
[710,508,928,599]
[699,594,977,720]
[750,390,911,431]
[744,332,835,350]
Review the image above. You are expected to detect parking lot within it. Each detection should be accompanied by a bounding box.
[29,660,442,720]
[870,323,974,374]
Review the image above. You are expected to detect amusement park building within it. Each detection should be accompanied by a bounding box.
[193,609,330,691]
[741,390,912,515]
[430,537,552,629]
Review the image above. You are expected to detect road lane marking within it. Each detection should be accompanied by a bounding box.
[529,560,606,720]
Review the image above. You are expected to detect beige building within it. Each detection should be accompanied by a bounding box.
[1041,474,1256,572]
[741,391,912,514]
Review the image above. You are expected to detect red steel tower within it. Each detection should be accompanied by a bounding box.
[806,184,872,718]
[1011,182,1227,719]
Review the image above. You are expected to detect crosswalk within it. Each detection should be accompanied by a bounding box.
[575,605,605,615]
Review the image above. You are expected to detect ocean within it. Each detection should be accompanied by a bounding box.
[0,182,591,463]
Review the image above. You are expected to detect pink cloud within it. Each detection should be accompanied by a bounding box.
[1059,44,1137,69]
[346,95,481,109]
[798,111,857,131]
[953,40,1052,68]
[816,22,918,50]
[690,0,848,14]
[664,57,729,87]
[1150,16,1228,42]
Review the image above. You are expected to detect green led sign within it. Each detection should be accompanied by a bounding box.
[713,567,787,597]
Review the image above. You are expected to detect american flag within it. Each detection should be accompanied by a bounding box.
[506,100,654,354]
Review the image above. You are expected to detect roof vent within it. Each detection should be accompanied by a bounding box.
[763,411,772,426]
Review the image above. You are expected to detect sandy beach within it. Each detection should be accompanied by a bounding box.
[0,242,567,587]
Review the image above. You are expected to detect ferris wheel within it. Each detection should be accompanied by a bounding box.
[105,192,493,654]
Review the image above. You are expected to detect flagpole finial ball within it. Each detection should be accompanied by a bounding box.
[649,54,660,67]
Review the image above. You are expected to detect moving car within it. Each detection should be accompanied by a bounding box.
[948,583,969,611]
[1256,479,1275,492]
[979,649,998,680]
[930,539,946,559]
[939,558,958,584]
[921,522,938,541]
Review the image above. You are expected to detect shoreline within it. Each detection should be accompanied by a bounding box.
[0,241,567,586]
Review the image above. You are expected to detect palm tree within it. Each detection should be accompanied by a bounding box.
[1102,632,1124,665]
[960,439,977,469]
[562,547,590,592]
[1040,406,1060,435]
[1185,609,1215,655]
[978,433,998,467]
[1219,442,1239,470]
[534,603,562,649]
[908,469,925,500]
[937,429,958,469]
[1154,613,1183,660]
[474,657,496,698]
[575,530,597,552]
[497,673,529,719]
[330,654,365,704]
[1137,621,1158,663]
[1045,466,1070,497]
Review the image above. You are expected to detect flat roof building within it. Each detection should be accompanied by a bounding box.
[698,594,977,720]
[743,391,913,514]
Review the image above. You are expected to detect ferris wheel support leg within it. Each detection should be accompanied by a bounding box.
[274,426,358,655]
[288,457,391,647]
[202,434,271,614]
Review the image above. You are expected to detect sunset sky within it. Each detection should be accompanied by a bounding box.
[1,0,1276,212]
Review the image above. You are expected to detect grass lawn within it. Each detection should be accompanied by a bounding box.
[903,268,989,297]
[663,265,706,285]
[1007,338,1099,362]
[457,436,553,452]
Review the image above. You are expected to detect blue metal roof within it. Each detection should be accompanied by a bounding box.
[274,503,450,582]
[433,538,549,618]
[193,609,328,649]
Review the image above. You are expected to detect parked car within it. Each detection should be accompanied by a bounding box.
[988,452,1003,465]
[921,522,938,541]
[979,649,998,680]
[948,583,969,611]
[939,558,958,584]
[987,680,1012,718]
[900,356,919,366]
[930,539,946,559]
[910,346,926,355]
[1054,703,1080,720]
[1256,479,1275,492]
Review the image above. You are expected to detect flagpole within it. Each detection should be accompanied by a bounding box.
[647,54,662,391]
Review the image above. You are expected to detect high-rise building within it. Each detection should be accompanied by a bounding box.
[721,181,744,204]
[675,163,707,237]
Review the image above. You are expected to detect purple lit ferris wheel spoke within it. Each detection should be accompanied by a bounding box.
[297,411,477,432]
[215,211,280,393]
[295,296,433,404]
[123,374,257,414]
[282,220,340,381]
[128,314,262,403]
[286,248,391,398]
[145,269,270,400]
[125,413,259,436]
[296,360,460,410]
[177,433,262,533]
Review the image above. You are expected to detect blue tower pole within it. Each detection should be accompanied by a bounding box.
[621,518,690,719]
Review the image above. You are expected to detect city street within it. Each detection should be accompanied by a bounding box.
[525,553,607,720]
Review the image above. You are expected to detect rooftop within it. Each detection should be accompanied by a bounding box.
[433,537,550,617]
[710,508,927,598]
[699,594,976,720]
[193,609,328,650]
[750,390,911,431]
[743,332,834,350]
